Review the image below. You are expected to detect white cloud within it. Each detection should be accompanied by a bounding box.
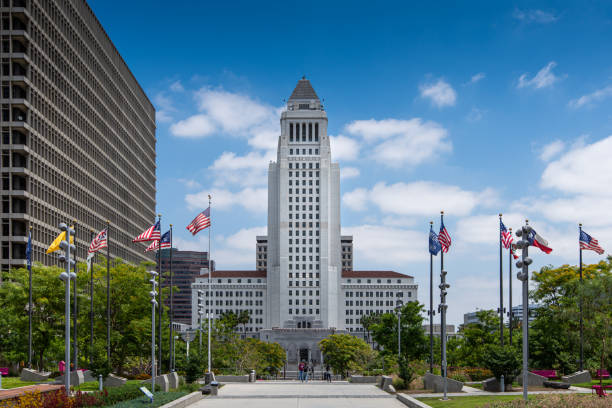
[153,93,176,124]
[343,188,369,212]
[170,88,281,148]
[170,114,216,138]
[468,73,485,85]
[539,140,565,161]
[343,225,425,264]
[466,108,484,122]
[419,79,457,108]
[455,213,527,246]
[569,85,612,109]
[209,150,275,187]
[340,167,360,180]
[541,135,612,196]
[513,9,559,24]
[185,187,267,213]
[343,181,497,216]
[330,135,360,161]
[344,118,451,168]
[177,178,202,189]
[517,61,562,89]
[169,81,184,92]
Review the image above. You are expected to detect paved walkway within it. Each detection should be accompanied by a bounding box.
[190,381,406,408]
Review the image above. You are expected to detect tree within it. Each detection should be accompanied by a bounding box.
[237,310,250,338]
[360,314,380,345]
[370,301,428,361]
[319,334,375,378]
[482,344,521,382]
[454,310,501,367]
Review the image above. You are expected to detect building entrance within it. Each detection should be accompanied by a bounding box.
[299,348,309,362]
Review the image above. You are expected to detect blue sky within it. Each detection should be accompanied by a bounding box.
[90,1,612,325]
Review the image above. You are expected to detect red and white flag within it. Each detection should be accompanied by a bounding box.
[186,208,211,236]
[88,228,108,253]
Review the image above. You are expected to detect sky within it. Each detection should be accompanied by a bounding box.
[89,1,612,325]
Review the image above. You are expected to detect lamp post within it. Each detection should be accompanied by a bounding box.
[515,220,533,403]
[395,300,404,361]
[438,269,450,401]
[148,270,158,394]
[57,223,76,393]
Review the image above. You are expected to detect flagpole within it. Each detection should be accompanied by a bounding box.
[440,210,448,401]
[499,214,504,346]
[579,223,583,372]
[207,195,212,375]
[169,224,174,372]
[429,221,434,374]
[508,228,513,345]
[106,220,111,364]
[89,229,95,368]
[157,214,162,375]
[28,225,32,369]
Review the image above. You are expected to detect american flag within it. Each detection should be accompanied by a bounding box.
[145,230,172,252]
[133,221,161,242]
[438,220,452,253]
[580,230,604,255]
[500,220,513,249]
[88,228,108,253]
[186,207,211,236]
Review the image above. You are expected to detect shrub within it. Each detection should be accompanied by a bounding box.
[450,373,468,382]
[398,357,415,386]
[108,391,188,408]
[464,367,494,381]
[185,353,206,383]
[133,373,151,380]
[480,393,612,407]
[392,377,405,390]
[482,345,521,382]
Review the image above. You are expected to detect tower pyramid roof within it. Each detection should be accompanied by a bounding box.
[288,76,319,101]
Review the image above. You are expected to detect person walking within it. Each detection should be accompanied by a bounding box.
[303,361,309,383]
[325,364,332,382]
[298,361,305,382]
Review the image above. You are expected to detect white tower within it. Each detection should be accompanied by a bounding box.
[265,77,343,330]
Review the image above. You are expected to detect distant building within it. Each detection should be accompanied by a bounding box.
[161,249,212,324]
[422,324,458,340]
[463,304,540,327]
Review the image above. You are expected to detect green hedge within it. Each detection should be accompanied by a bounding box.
[107,391,188,407]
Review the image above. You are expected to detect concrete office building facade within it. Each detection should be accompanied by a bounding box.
[0,0,156,273]
[192,78,417,364]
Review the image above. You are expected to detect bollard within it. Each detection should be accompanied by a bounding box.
[98,374,103,391]
[210,381,218,396]
[249,370,256,382]
[500,375,505,392]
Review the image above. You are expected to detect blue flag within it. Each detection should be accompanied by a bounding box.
[429,225,441,256]
[26,230,32,269]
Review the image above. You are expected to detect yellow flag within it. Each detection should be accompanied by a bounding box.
[46,227,75,254]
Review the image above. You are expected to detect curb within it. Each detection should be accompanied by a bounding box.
[396,394,433,408]
[159,391,205,408]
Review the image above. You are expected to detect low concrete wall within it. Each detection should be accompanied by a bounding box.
[20,368,51,382]
[380,375,393,391]
[350,375,378,383]
[159,391,205,408]
[168,372,180,389]
[562,370,591,384]
[483,377,513,392]
[396,393,432,408]
[104,373,127,387]
[422,373,462,393]
[216,375,249,382]
[55,370,85,386]
[517,371,546,387]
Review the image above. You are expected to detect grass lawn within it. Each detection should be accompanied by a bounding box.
[417,395,534,408]
[107,391,188,407]
[0,376,51,389]
[73,379,145,392]
[573,379,612,388]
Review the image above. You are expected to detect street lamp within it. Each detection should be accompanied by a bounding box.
[57,223,76,393]
[395,300,404,360]
[515,221,533,402]
[148,270,158,394]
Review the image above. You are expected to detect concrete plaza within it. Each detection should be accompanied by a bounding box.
[190,381,407,408]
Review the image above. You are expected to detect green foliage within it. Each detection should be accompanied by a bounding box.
[185,352,206,383]
[392,377,405,390]
[104,391,187,408]
[482,344,521,381]
[398,355,415,385]
[463,367,494,381]
[370,301,428,361]
[319,333,375,377]
[450,372,468,382]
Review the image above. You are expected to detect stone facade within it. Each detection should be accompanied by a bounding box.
[189,79,417,362]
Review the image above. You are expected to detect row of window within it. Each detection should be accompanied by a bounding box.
[289,148,319,155]
[289,308,319,315]
[289,299,319,305]
[288,162,318,169]
[288,122,319,142]
[346,291,405,297]
[289,281,320,287]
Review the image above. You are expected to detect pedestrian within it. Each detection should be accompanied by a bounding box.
[309,360,315,380]
[304,361,309,382]
[298,360,305,382]
[325,364,332,382]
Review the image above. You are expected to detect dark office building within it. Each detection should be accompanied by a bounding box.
[0,0,156,274]
[160,248,213,325]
